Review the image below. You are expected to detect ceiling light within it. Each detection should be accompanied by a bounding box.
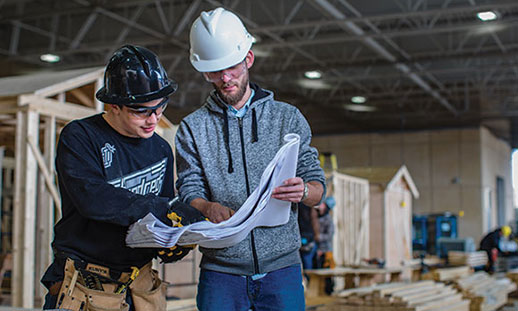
[477,11,498,21]
[297,79,331,90]
[351,96,366,104]
[40,53,60,63]
[343,104,376,112]
[304,71,322,79]
[253,47,271,57]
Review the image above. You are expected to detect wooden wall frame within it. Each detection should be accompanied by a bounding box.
[0,68,177,307]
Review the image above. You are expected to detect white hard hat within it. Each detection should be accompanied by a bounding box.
[189,7,254,72]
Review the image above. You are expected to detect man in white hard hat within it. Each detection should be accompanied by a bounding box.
[175,7,326,310]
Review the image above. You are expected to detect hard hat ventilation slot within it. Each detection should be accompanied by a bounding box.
[126,45,152,77]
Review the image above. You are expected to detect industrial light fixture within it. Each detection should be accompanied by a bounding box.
[477,11,498,21]
[351,96,367,104]
[40,53,60,63]
[297,78,331,90]
[253,47,271,57]
[304,70,322,79]
[343,104,376,112]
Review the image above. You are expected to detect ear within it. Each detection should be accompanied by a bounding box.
[245,50,254,69]
[110,104,122,115]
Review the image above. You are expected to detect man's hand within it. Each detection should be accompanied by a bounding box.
[271,177,305,203]
[272,178,324,206]
[159,199,206,263]
[190,198,235,223]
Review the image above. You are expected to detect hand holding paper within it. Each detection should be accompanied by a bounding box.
[126,133,300,249]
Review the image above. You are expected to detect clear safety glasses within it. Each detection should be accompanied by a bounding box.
[126,97,168,119]
[203,61,247,83]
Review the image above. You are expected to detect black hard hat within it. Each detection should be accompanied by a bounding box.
[96,45,178,105]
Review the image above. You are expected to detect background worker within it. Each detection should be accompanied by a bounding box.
[479,225,512,273]
[298,203,320,271]
[41,45,190,310]
[175,7,326,311]
[316,196,336,295]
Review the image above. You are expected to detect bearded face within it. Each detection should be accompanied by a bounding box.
[213,64,250,107]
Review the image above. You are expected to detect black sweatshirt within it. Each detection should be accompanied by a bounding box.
[51,113,174,271]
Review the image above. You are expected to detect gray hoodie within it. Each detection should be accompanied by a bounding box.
[175,83,326,275]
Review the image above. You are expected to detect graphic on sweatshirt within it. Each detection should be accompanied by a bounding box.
[101,143,116,168]
[108,158,167,195]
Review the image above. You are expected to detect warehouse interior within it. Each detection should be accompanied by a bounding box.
[2,0,518,310]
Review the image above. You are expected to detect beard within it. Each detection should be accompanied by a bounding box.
[214,72,249,106]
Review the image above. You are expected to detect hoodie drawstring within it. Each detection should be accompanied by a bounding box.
[223,109,234,173]
[252,108,258,143]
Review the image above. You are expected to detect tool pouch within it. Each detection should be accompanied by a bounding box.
[56,258,129,311]
[130,262,167,311]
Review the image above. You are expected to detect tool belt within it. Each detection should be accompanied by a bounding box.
[54,258,166,311]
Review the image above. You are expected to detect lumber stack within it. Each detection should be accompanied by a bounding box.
[167,298,197,311]
[336,280,470,311]
[421,266,471,281]
[506,268,518,286]
[448,251,488,268]
[452,271,516,311]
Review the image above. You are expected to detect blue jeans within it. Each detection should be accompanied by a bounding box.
[196,264,305,311]
[300,243,317,270]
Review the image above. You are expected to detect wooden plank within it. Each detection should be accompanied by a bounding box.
[405,289,458,306]
[12,109,39,307]
[27,135,61,211]
[70,88,95,108]
[332,172,370,267]
[166,298,197,311]
[375,280,435,296]
[35,115,57,303]
[22,110,38,308]
[94,77,104,112]
[34,68,104,98]
[307,273,327,297]
[12,110,26,307]
[19,94,97,121]
[413,294,463,311]
[435,299,470,311]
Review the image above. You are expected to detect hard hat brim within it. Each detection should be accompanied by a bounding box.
[190,41,252,73]
[96,79,178,105]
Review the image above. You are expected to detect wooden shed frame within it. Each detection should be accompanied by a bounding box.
[332,171,370,267]
[0,68,177,308]
[341,165,419,268]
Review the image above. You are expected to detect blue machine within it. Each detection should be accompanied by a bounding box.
[437,237,475,258]
[412,215,428,253]
[412,213,458,256]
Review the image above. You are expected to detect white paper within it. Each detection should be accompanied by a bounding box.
[126,133,300,249]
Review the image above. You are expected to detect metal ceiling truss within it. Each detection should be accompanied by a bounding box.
[1,0,518,136]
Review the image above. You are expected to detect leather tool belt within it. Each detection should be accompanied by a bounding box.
[54,257,167,311]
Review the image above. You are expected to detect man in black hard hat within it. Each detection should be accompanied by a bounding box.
[40,45,187,311]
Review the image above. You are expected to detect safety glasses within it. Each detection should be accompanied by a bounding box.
[203,61,247,83]
[126,97,168,119]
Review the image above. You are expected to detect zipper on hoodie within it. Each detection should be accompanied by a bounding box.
[238,117,260,274]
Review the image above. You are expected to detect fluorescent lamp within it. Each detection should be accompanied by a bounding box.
[343,104,376,112]
[477,11,498,21]
[297,79,331,90]
[40,53,60,63]
[351,96,366,104]
[304,71,322,79]
[253,47,271,57]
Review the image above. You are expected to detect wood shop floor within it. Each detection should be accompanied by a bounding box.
[306,297,518,311]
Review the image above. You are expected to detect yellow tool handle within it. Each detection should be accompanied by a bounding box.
[114,266,139,294]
